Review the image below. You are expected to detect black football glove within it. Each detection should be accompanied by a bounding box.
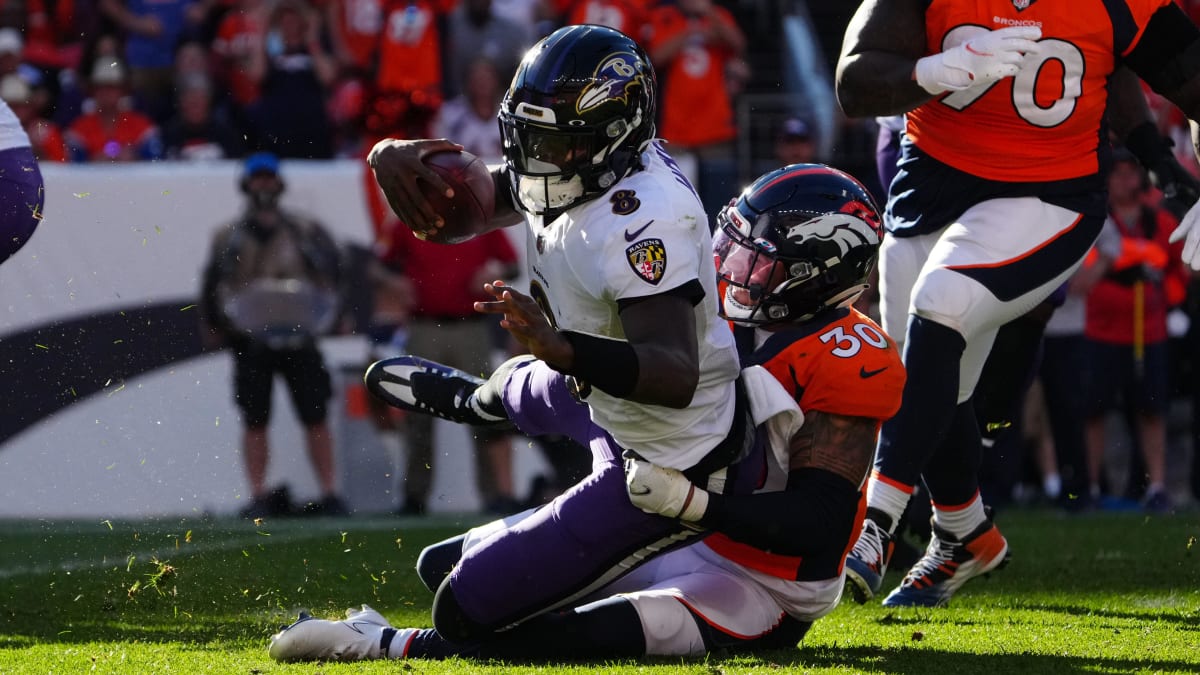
[1125,121,1200,221]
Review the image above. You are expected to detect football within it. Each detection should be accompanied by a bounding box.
[414,150,496,244]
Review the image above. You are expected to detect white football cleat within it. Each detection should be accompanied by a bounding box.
[269,604,407,662]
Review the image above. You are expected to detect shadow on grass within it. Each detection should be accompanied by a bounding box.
[743,644,1200,674]
[1020,601,1200,628]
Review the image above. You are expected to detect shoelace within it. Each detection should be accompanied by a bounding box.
[851,520,887,570]
[905,534,959,581]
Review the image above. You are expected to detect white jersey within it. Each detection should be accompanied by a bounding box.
[0,100,29,151]
[523,142,741,470]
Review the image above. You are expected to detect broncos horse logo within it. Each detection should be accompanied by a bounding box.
[784,206,882,258]
[577,52,645,114]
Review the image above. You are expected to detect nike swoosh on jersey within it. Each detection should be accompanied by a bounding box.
[859,366,888,379]
[624,220,655,241]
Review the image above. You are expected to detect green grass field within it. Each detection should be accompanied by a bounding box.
[0,510,1197,674]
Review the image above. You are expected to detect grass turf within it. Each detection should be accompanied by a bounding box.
[0,510,1196,674]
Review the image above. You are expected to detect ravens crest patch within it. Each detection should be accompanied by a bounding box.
[626,238,666,285]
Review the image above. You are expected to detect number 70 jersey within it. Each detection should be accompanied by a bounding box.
[906,0,1172,183]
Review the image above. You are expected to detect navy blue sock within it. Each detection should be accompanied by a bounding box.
[876,315,966,485]
[401,597,645,661]
[921,400,984,507]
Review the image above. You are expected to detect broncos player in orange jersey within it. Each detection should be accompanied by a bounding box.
[837,0,1200,607]
[267,164,904,661]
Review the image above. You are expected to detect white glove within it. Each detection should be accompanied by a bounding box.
[914,26,1042,95]
[624,455,708,521]
[1169,201,1200,271]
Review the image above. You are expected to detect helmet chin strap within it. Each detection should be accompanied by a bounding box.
[516,174,584,214]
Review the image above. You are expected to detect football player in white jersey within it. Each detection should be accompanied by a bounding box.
[268,164,898,663]
[360,24,750,644]
[0,99,44,264]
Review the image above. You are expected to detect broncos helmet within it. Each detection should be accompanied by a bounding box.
[498,24,656,216]
[714,164,883,326]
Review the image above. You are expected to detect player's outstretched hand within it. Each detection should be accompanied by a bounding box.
[475,281,573,367]
[368,138,464,237]
[623,452,708,521]
[1169,202,1200,271]
[915,25,1041,94]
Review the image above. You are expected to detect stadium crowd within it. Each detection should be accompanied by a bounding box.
[3,0,1200,516]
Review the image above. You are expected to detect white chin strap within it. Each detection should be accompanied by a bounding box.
[517,174,584,213]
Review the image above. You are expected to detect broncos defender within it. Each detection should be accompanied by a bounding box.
[837,0,1200,608]
[358,24,759,643]
[268,164,905,662]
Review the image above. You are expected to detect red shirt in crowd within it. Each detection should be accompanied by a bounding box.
[65,109,158,161]
[377,221,519,318]
[1085,206,1186,345]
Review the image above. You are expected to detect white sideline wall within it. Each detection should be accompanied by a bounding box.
[0,160,547,519]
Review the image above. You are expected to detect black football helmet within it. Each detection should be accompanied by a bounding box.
[498,24,656,216]
[714,164,883,326]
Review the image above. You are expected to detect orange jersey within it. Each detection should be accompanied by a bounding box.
[555,0,648,39]
[748,307,905,422]
[646,4,739,147]
[329,0,386,70]
[908,0,1172,182]
[375,0,452,94]
[704,307,905,580]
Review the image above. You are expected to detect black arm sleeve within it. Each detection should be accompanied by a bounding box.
[1124,3,1200,96]
[696,467,860,559]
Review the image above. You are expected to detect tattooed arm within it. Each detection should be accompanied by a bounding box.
[695,410,878,558]
[836,0,934,117]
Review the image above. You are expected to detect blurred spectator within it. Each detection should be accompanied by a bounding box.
[64,59,163,161]
[20,0,88,70]
[0,28,29,80]
[323,0,384,74]
[775,117,817,166]
[162,73,246,159]
[490,0,551,33]
[551,0,646,38]
[244,0,337,158]
[646,0,746,221]
[212,0,270,113]
[1,73,66,161]
[199,152,348,517]
[367,0,452,141]
[99,0,206,124]
[1039,226,1120,509]
[174,39,216,94]
[1083,151,1186,513]
[375,220,522,516]
[431,56,503,163]
[443,0,532,100]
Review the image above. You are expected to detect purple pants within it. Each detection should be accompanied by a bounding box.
[446,360,760,631]
[0,146,43,265]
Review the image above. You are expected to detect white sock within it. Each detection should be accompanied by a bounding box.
[932,491,987,539]
[1042,473,1061,499]
[865,470,914,535]
[382,627,420,659]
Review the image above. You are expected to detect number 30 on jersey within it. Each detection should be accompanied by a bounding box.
[819,323,889,358]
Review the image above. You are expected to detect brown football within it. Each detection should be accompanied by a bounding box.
[414,150,496,244]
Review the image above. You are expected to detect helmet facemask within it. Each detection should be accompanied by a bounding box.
[500,104,645,216]
[715,206,826,325]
